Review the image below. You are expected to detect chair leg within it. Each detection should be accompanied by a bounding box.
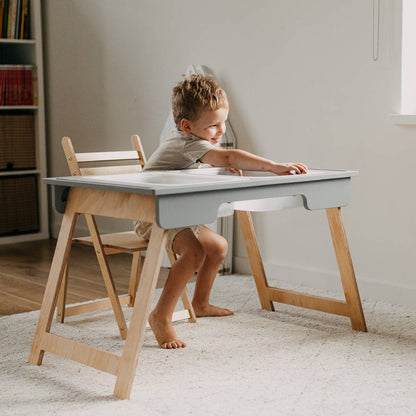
[166,247,197,323]
[85,214,128,340]
[128,251,142,307]
[56,264,69,323]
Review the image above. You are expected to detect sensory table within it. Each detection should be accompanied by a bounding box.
[29,168,366,399]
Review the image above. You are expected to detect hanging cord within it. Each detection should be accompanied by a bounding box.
[373,0,380,61]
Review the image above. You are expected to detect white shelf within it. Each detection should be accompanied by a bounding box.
[0,38,36,44]
[0,169,41,177]
[0,0,48,245]
[0,230,49,245]
[0,106,38,110]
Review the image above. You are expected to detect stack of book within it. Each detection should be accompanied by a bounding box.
[0,0,31,39]
[0,65,37,105]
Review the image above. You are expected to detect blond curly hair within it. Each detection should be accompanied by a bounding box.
[172,73,229,128]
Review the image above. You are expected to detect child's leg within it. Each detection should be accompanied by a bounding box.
[192,227,234,317]
[149,228,204,349]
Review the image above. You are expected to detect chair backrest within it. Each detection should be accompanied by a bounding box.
[62,135,146,176]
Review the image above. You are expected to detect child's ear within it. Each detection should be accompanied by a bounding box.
[180,118,192,134]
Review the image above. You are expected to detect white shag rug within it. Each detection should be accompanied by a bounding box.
[1,274,416,416]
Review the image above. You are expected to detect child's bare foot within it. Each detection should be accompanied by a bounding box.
[192,303,234,317]
[148,310,187,349]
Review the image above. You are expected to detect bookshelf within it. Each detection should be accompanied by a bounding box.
[0,0,48,244]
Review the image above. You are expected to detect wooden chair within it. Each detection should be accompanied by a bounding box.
[56,135,196,339]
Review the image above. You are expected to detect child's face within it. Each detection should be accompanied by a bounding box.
[182,107,229,146]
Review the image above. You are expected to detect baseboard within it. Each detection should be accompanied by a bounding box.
[233,256,416,309]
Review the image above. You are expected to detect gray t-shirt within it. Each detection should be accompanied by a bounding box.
[144,129,215,171]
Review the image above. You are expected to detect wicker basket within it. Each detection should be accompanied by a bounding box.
[0,175,39,236]
[0,113,36,171]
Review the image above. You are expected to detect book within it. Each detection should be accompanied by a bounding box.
[0,1,5,36]
[31,65,37,105]
[19,0,27,39]
[15,0,21,39]
[9,0,17,38]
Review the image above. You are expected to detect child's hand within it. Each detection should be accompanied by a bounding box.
[273,163,308,176]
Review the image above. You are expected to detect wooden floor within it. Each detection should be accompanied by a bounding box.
[0,239,132,317]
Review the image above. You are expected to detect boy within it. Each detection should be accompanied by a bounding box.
[137,74,308,349]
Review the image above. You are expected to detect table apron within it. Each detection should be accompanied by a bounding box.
[56,187,156,223]
[156,178,352,228]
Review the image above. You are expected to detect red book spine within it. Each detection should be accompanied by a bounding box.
[15,66,19,104]
[21,66,25,104]
[3,68,7,104]
[31,66,37,105]
[6,67,10,104]
[11,66,18,105]
[0,69,4,105]
[26,66,32,105]
[0,68,5,105]
[18,65,25,104]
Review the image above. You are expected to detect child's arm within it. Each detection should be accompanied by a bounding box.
[200,148,308,175]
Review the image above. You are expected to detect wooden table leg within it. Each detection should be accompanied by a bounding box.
[236,210,274,311]
[326,207,367,332]
[113,224,167,399]
[28,205,79,365]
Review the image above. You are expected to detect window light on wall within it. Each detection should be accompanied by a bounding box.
[391,0,416,124]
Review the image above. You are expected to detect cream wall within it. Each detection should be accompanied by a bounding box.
[42,1,416,307]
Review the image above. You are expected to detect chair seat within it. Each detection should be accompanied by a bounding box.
[73,231,148,252]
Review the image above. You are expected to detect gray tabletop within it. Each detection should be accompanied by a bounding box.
[45,168,358,228]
